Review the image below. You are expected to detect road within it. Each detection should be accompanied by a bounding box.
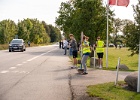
[0,44,72,100]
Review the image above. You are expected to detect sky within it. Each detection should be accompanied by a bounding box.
[0,0,138,26]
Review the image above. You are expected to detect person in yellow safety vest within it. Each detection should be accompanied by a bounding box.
[81,36,91,75]
[96,36,105,69]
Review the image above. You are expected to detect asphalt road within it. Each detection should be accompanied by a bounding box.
[0,44,72,100]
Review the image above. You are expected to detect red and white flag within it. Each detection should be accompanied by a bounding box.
[109,0,130,7]
[109,0,116,5]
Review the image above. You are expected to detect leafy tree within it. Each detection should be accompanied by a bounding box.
[123,1,140,55]
[18,18,50,44]
[0,20,17,44]
[56,0,114,44]
[29,19,50,44]
[111,18,126,45]
[17,18,33,42]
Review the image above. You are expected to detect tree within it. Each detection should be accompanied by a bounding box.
[0,20,17,44]
[17,18,33,42]
[111,18,126,46]
[18,18,50,44]
[56,0,114,44]
[123,0,140,55]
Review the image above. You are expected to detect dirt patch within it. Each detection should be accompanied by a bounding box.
[75,94,103,100]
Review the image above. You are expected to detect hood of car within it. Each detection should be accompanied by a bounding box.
[10,43,23,46]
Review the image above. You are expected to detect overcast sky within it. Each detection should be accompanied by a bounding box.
[0,0,138,26]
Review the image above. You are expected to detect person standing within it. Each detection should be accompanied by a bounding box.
[68,39,73,56]
[69,34,78,68]
[96,36,105,69]
[28,41,30,47]
[61,40,64,49]
[81,36,91,75]
[59,40,62,49]
[63,38,68,55]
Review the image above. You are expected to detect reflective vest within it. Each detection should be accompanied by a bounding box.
[96,40,104,53]
[82,41,91,54]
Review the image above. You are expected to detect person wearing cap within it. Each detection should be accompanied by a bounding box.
[69,34,78,68]
[96,36,105,69]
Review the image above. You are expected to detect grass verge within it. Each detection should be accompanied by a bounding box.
[73,47,138,71]
[87,82,140,100]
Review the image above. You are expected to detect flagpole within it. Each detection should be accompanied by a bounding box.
[137,35,140,92]
[106,1,109,68]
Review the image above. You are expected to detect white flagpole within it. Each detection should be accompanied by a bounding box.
[80,31,83,69]
[137,36,140,92]
[106,0,109,68]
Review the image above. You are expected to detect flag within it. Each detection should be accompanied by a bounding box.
[109,0,116,5]
[109,0,130,7]
[117,0,129,7]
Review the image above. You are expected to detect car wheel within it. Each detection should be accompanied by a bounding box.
[9,49,11,52]
[24,48,26,51]
[21,49,24,52]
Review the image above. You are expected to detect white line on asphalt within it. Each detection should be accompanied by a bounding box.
[9,67,17,70]
[17,64,22,66]
[27,56,39,61]
[40,53,47,56]
[26,48,57,62]
[0,70,9,74]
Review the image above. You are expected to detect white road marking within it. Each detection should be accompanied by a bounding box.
[9,67,17,70]
[11,71,29,74]
[0,48,57,74]
[27,56,39,62]
[17,64,22,66]
[40,53,47,56]
[1,71,9,74]
[26,48,57,62]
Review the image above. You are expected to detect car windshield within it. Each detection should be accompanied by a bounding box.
[11,40,22,43]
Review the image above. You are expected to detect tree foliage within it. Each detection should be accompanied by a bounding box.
[0,18,61,44]
[123,1,140,55]
[55,0,114,43]
[0,20,17,44]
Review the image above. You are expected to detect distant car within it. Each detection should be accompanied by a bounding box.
[9,39,26,52]
[109,43,114,47]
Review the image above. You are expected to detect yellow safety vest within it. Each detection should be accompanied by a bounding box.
[82,41,91,54]
[96,40,104,53]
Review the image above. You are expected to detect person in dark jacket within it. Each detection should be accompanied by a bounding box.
[69,34,78,68]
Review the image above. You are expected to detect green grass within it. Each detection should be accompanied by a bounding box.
[103,48,138,71]
[75,47,138,71]
[87,82,140,100]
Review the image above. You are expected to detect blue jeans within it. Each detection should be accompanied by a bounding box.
[69,48,73,56]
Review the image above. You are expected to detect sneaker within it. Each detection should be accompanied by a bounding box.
[82,72,88,75]
[71,66,75,69]
[99,66,102,69]
[71,66,77,69]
